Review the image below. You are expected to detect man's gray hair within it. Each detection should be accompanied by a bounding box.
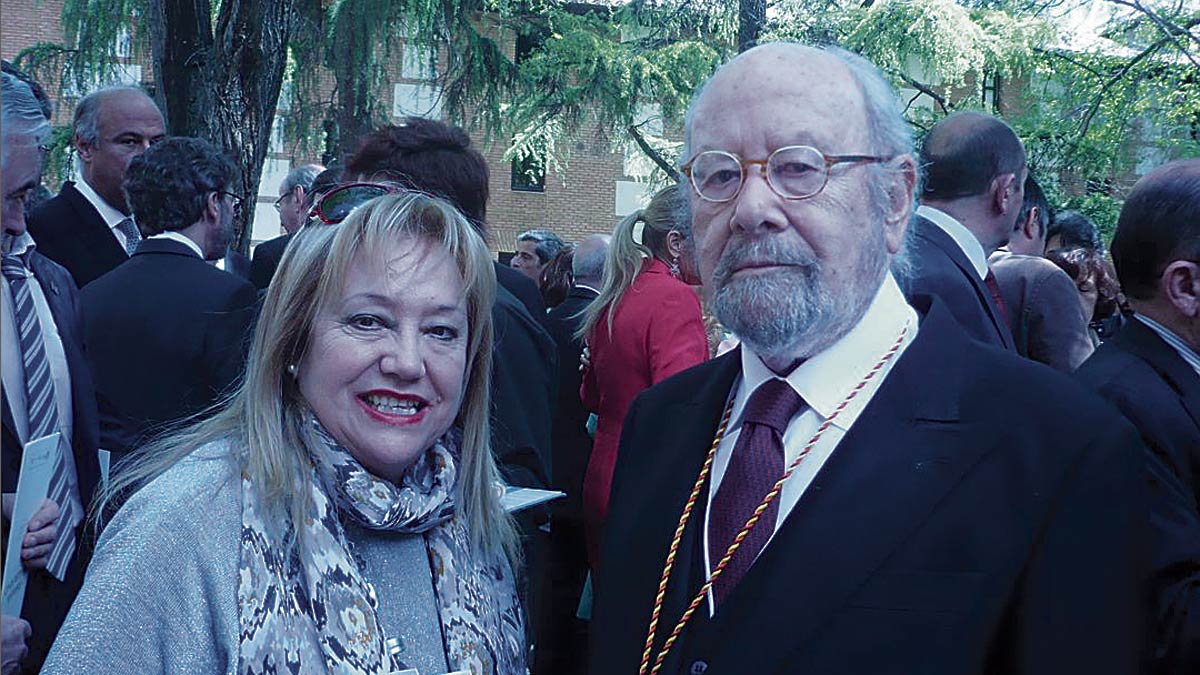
[279,163,324,195]
[3,72,50,138]
[572,234,609,283]
[73,85,154,146]
[2,72,50,164]
[516,228,567,264]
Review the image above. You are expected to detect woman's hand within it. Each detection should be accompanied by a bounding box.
[21,499,60,570]
[580,344,592,372]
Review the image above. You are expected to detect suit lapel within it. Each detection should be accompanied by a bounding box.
[693,301,994,671]
[916,217,1015,350]
[62,183,128,266]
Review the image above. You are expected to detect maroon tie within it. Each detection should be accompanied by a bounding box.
[709,379,804,607]
[984,268,1011,328]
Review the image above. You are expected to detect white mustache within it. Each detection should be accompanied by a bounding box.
[712,239,818,285]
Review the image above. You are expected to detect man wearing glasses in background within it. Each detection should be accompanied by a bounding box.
[589,42,1147,675]
[80,137,257,448]
[249,163,324,290]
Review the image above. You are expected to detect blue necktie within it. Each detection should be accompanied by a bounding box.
[2,253,77,581]
[116,217,140,255]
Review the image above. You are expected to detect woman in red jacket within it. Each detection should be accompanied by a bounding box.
[579,186,709,568]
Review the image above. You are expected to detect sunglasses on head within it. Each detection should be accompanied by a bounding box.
[308,182,402,225]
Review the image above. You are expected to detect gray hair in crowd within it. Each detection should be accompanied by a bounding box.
[279,164,325,195]
[1,72,50,169]
[73,85,155,146]
[680,42,918,281]
[516,228,567,264]
[572,234,610,283]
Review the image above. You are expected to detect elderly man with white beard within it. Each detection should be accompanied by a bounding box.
[589,42,1147,675]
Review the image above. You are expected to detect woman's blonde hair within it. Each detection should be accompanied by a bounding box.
[95,191,516,559]
[578,185,690,341]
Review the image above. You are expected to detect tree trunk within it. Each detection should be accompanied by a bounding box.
[738,0,767,53]
[330,0,381,163]
[147,0,297,253]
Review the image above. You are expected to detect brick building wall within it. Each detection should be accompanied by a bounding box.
[2,0,645,256]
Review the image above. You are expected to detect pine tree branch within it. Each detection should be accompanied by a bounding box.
[627,124,680,182]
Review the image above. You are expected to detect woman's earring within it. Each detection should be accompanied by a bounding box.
[287,363,298,377]
[669,255,681,279]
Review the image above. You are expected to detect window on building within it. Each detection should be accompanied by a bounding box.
[511,152,546,192]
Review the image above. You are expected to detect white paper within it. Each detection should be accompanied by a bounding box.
[98,449,111,491]
[2,432,63,616]
[500,487,566,513]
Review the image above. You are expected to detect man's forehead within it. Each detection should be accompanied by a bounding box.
[689,46,866,149]
[97,92,164,130]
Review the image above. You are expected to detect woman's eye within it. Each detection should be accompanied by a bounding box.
[347,314,385,330]
[428,325,460,341]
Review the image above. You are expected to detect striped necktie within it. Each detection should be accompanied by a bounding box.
[116,217,141,255]
[2,253,78,582]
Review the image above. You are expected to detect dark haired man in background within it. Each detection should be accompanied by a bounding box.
[81,137,257,444]
[907,111,1024,350]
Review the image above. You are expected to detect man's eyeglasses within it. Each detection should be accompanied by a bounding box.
[308,182,401,225]
[272,192,289,212]
[218,190,245,217]
[681,145,893,203]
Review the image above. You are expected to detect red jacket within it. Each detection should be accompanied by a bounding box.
[581,258,708,566]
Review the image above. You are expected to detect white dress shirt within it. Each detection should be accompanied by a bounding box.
[147,231,204,259]
[74,176,135,251]
[917,205,989,280]
[2,232,83,517]
[703,273,919,615]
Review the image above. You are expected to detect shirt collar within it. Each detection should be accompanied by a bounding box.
[4,231,36,260]
[917,205,989,280]
[738,273,918,431]
[73,177,130,230]
[1134,313,1200,379]
[147,231,204,259]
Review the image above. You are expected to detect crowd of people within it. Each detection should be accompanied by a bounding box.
[1,37,1198,675]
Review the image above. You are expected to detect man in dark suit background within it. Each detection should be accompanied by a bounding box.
[590,42,1145,675]
[905,111,1024,350]
[538,232,608,674]
[1,71,103,674]
[249,163,324,290]
[1076,159,1200,674]
[81,137,257,445]
[989,174,1094,371]
[27,86,165,289]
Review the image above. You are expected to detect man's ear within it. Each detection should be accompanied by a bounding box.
[991,173,1017,216]
[74,133,94,163]
[205,191,222,223]
[1021,206,1040,241]
[881,155,917,255]
[1163,260,1200,319]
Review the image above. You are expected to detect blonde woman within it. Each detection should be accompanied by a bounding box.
[44,192,525,674]
[578,186,709,568]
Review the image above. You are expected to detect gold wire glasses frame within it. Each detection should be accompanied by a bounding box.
[681,145,893,203]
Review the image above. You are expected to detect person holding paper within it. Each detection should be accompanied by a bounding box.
[1,71,104,673]
[45,191,526,674]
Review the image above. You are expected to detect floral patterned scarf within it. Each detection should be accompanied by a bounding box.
[237,418,526,674]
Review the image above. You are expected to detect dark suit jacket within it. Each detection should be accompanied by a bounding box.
[0,251,102,671]
[249,232,292,290]
[545,284,598,521]
[81,238,257,444]
[496,262,546,320]
[1076,317,1200,673]
[591,297,1146,675]
[490,279,557,491]
[27,182,130,289]
[221,248,252,281]
[990,250,1094,371]
[906,216,1015,350]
